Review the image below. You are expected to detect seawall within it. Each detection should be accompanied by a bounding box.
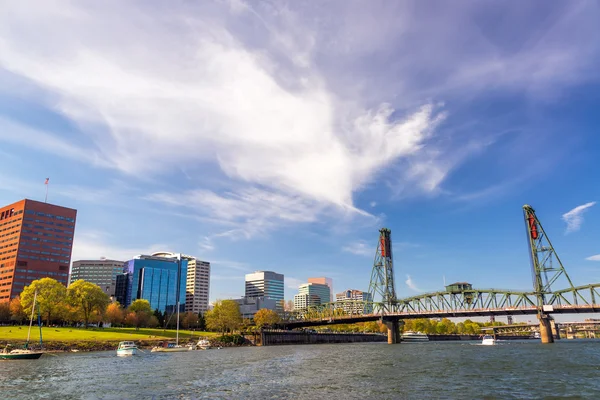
[255,330,387,346]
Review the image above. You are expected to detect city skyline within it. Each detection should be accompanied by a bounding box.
[1,1,600,303]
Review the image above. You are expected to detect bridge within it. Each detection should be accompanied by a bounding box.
[283,205,600,344]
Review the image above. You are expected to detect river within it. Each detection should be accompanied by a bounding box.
[1,340,599,399]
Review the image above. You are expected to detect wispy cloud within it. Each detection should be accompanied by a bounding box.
[286,277,303,290]
[71,231,167,262]
[342,240,373,257]
[562,202,596,234]
[405,275,422,292]
[586,255,600,261]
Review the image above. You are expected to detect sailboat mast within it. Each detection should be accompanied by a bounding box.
[27,290,38,346]
[176,253,181,346]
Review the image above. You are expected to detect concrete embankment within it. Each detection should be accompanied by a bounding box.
[253,330,387,346]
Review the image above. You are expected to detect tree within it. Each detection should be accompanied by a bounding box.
[181,312,198,329]
[0,302,10,323]
[205,300,242,334]
[154,309,165,327]
[105,302,125,326]
[9,296,26,324]
[284,300,294,311]
[67,280,110,327]
[129,299,151,314]
[21,278,67,325]
[197,311,206,331]
[253,308,281,329]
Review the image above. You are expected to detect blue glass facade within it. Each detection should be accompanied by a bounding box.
[123,255,187,313]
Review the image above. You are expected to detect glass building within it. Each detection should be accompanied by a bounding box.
[245,271,284,311]
[293,283,331,310]
[123,254,187,313]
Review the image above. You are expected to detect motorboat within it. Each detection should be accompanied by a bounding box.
[400,331,429,342]
[117,341,138,356]
[196,339,211,350]
[151,341,190,353]
[481,335,496,345]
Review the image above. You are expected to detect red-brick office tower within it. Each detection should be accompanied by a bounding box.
[0,199,77,301]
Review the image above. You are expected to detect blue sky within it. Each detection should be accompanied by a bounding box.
[1,0,599,304]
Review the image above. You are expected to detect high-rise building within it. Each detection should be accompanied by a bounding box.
[294,282,331,310]
[122,254,188,313]
[0,199,76,302]
[69,259,125,297]
[308,277,333,302]
[335,289,373,314]
[151,252,210,314]
[245,271,284,311]
[235,296,278,319]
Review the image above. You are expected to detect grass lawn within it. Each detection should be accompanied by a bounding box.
[0,326,219,342]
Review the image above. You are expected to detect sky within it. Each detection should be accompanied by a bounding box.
[1,0,600,306]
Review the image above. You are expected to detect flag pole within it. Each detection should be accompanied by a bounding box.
[44,178,49,203]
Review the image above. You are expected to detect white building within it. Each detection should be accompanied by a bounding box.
[151,252,211,314]
[293,283,331,310]
[69,259,125,297]
[335,289,373,314]
[245,271,284,311]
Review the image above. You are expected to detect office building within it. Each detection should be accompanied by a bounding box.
[122,254,187,313]
[308,277,333,302]
[245,271,284,310]
[293,293,321,310]
[235,296,278,319]
[0,199,76,301]
[335,289,373,314]
[69,259,125,297]
[151,252,211,314]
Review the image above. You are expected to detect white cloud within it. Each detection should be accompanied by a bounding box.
[586,255,600,261]
[342,240,373,257]
[71,231,167,262]
[370,201,377,208]
[286,277,304,290]
[405,274,422,292]
[562,202,596,234]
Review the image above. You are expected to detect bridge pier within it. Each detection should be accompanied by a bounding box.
[538,315,554,344]
[383,318,403,344]
[550,319,561,340]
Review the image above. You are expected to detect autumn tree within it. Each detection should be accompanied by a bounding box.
[9,296,27,324]
[105,302,125,326]
[253,308,281,329]
[205,300,242,334]
[21,278,67,325]
[127,299,152,330]
[181,311,198,329]
[67,280,110,327]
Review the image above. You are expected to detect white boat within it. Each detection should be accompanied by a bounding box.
[151,341,190,352]
[196,339,211,350]
[0,290,44,360]
[481,335,496,345]
[117,341,138,356]
[533,331,541,339]
[401,331,429,342]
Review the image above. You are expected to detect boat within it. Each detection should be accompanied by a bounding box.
[481,334,496,345]
[151,341,189,353]
[533,331,541,339]
[0,290,44,360]
[401,331,429,342]
[196,339,211,350]
[117,341,138,356]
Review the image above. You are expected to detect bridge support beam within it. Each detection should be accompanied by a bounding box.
[538,315,554,344]
[550,319,561,340]
[383,318,403,344]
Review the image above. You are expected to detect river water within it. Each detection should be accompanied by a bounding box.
[1,340,600,399]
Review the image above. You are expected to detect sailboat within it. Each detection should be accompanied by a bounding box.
[151,254,189,353]
[1,291,44,360]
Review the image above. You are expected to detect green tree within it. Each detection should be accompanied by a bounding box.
[127,299,152,330]
[205,300,242,334]
[9,296,27,324]
[253,308,281,329]
[21,278,67,325]
[67,280,110,327]
[128,299,152,313]
[154,309,165,327]
[181,311,198,329]
[197,311,206,331]
[0,302,10,322]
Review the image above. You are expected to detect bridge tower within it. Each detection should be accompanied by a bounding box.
[368,228,398,313]
[523,204,574,343]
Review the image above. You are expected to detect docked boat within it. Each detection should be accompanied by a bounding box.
[401,331,429,342]
[481,335,496,345]
[0,290,44,360]
[117,341,138,356]
[196,339,211,350]
[151,341,190,353]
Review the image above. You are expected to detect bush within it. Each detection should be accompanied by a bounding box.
[216,334,245,345]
